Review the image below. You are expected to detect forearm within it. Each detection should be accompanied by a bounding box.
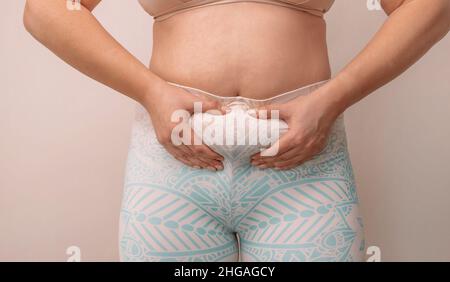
[23,0,163,104]
[318,0,450,116]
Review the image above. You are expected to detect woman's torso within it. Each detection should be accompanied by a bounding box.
[146,1,332,99]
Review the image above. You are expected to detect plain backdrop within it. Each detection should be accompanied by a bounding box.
[1,0,449,261]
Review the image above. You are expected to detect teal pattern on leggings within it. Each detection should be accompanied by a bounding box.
[119,99,365,262]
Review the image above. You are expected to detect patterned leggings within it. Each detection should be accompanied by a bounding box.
[119,81,365,262]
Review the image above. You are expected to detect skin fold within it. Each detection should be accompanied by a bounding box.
[23,0,450,170]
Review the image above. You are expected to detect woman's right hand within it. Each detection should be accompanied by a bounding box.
[142,80,225,171]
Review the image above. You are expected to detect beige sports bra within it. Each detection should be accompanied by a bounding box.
[138,0,335,21]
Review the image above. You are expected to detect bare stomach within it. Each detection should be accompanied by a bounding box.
[149,2,331,99]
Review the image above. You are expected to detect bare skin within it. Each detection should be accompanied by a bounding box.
[24,0,450,170]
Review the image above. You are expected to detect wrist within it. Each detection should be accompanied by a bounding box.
[140,72,167,111]
[313,75,358,118]
[310,86,346,122]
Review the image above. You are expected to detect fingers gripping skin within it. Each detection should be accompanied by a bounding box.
[250,95,335,170]
[143,82,225,170]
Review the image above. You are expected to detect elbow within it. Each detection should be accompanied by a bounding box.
[432,0,450,40]
[443,1,450,36]
[23,0,45,37]
[23,1,98,38]
[383,0,450,38]
[23,0,66,39]
[23,1,34,34]
[380,0,406,16]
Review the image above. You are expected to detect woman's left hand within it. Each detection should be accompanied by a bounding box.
[250,90,341,170]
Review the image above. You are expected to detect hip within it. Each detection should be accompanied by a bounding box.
[126,80,352,179]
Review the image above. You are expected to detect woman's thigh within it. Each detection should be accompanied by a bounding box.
[233,118,365,262]
[119,105,239,262]
[119,182,239,262]
[235,175,365,262]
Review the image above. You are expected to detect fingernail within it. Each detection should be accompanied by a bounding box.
[216,165,224,171]
[247,109,257,117]
[193,166,201,169]
[207,166,217,171]
[221,106,231,113]
[258,165,268,169]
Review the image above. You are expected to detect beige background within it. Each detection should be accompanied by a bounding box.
[1,0,449,262]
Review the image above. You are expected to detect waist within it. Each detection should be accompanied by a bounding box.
[149,2,331,99]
